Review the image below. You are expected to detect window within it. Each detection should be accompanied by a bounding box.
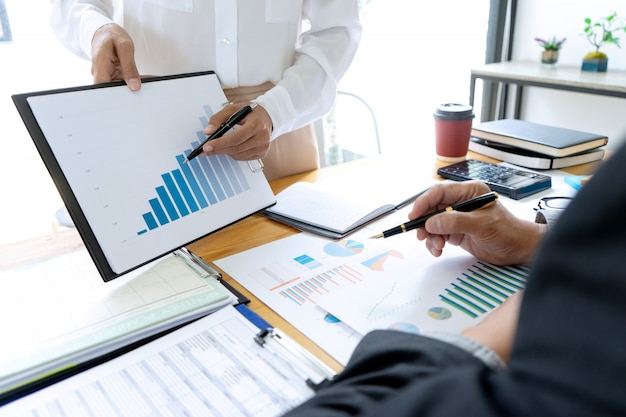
[329,0,491,160]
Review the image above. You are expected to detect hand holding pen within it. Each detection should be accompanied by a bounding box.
[371,191,498,239]
[184,102,258,163]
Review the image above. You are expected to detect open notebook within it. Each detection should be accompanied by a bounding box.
[263,177,425,239]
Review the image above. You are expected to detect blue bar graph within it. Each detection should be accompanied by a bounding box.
[162,173,190,217]
[197,153,227,201]
[294,254,323,270]
[149,198,169,226]
[186,156,218,205]
[137,103,255,235]
[211,154,235,198]
[172,169,199,212]
[142,213,158,230]
[156,186,179,221]
[176,155,208,208]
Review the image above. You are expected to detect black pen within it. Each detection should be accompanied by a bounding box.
[370,191,498,239]
[183,102,257,164]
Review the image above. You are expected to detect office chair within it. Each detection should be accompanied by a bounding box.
[317,91,381,167]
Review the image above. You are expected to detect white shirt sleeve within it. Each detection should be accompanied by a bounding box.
[255,1,362,138]
[49,0,117,60]
[49,0,362,140]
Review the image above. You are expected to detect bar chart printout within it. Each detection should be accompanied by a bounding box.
[440,261,528,319]
[316,255,530,337]
[20,72,275,278]
[215,234,406,365]
[138,105,251,235]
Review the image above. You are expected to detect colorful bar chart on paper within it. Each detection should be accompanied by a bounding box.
[294,254,323,269]
[137,105,250,235]
[279,264,363,306]
[439,261,528,318]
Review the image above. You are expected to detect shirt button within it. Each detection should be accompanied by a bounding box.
[222,38,231,45]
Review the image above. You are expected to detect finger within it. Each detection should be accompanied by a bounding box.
[424,208,493,238]
[203,135,271,160]
[205,104,241,135]
[91,45,117,84]
[425,235,446,257]
[110,34,140,91]
[204,115,270,155]
[408,181,490,220]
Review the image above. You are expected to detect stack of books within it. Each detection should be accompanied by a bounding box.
[468,119,608,170]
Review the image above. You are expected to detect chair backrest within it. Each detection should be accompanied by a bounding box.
[316,91,381,167]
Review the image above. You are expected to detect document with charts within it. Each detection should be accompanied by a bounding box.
[2,306,318,417]
[215,209,528,364]
[12,72,275,281]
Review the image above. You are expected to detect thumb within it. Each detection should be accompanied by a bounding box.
[204,105,236,134]
[426,211,475,236]
[119,56,141,91]
[115,37,141,91]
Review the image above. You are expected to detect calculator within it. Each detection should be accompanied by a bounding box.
[437,159,551,200]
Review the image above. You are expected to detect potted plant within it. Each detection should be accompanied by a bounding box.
[534,36,566,67]
[581,12,626,72]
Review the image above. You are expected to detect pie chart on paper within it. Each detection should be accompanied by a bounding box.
[323,239,365,257]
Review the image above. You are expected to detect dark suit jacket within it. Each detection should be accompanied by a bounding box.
[284,143,626,416]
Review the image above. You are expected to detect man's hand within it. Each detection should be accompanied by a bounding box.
[410,181,547,266]
[91,23,141,91]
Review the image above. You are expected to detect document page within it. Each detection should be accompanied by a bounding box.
[16,72,275,279]
[2,306,314,417]
[215,207,528,364]
[0,248,235,395]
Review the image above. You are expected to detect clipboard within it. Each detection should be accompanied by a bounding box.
[12,71,276,281]
[0,247,240,402]
[1,306,337,413]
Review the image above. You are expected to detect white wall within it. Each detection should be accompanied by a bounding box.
[339,0,489,156]
[512,0,626,150]
[0,1,91,245]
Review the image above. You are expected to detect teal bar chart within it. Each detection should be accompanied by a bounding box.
[137,105,251,235]
[439,261,528,318]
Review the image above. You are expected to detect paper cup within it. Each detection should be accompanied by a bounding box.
[433,103,474,162]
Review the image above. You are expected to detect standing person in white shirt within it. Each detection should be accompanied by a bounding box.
[49,1,362,180]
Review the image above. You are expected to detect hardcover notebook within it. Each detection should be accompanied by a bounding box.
[470,119,608,158]
[469,137,606,170]
[12,71,276,281]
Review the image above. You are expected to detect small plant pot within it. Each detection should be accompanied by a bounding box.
[541,50,559,67]
[582,57,608,72]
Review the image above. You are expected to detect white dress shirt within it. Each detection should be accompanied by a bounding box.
[49,0,362,138]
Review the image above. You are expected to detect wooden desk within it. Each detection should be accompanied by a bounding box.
[0,152,604,374]
[184,152,602,371]
[470,61,626,120]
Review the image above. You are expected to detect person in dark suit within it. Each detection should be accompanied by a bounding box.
[283,143,626,417]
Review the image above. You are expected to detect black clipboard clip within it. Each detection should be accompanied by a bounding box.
[174,247,250,305]
[254,328,336,392]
